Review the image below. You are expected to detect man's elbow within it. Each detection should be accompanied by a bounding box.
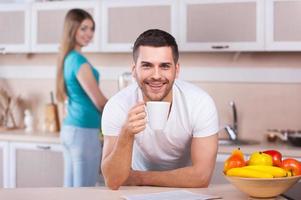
[101,165,130,190]
[105,178,122,190]
[200,180,210,188]
[102,171,124,190]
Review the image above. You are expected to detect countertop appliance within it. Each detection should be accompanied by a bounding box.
[266,129,301,147]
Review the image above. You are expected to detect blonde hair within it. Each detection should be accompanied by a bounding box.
[56,9,95,102]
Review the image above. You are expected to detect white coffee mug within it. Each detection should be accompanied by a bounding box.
[146,101,170,132]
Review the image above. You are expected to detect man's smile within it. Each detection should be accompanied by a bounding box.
[145,80,167,93]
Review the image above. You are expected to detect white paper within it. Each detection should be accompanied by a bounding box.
[121,190,222,200]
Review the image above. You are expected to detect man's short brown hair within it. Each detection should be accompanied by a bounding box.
[133,29,179,64]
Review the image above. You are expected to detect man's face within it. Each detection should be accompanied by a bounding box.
[133,46,179,102]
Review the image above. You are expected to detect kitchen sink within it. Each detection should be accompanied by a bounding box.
[218,139,260,146]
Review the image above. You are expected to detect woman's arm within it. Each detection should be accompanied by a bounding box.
[77,63,107,111]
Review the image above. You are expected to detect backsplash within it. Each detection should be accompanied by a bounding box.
[1,52,301,141]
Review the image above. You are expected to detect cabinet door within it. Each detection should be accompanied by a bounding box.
[265,0,301,51]
[9,142,63,188]
[101,0,178,52]
[0,4,30,53]
[0,142,9,188]
[179,0,264,51]
[31,1,100,53]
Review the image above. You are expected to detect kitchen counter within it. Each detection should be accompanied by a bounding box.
[219,142,301,158]
[0,129,60,144]
[0,185,254,200]
[0,129,299,157]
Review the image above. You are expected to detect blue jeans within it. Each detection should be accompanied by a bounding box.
[60,125,101,187]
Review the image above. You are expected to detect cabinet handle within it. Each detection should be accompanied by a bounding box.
[211,45,230,49]
[36,145,51,150]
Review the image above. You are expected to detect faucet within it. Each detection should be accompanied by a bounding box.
[225,101,238,141]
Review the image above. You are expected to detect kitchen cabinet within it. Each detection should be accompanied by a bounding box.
[179,0,265,51]
[0,3,30,53]
[265,0,301,51]
[100,0,178,52]
[31,1,100,53]
[0,142,9,188]
[9,142,63,188]
[2,0,301,53]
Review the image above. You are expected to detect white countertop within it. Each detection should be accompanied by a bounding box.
[218,142,301,158]
[0,129,60,144]
[0,129,300,157]
[0,185,250,200]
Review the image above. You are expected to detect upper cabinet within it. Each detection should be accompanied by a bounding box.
[1,0,301,53]
[265,0,301,51]
[0,4,30,53]
[179,0,265,51]
[100,0,178,52]
[31,1,100,53]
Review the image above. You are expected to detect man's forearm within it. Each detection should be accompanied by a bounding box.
[101,130,134,189]
[127,166,213,188]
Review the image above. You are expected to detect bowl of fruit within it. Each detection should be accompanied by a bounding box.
[223,149,301,198]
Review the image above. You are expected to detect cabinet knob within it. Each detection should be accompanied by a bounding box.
[36,145,51,150]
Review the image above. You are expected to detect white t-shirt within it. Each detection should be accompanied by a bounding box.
[102,79,219,171]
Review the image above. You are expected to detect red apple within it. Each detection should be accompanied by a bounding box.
[263,150,282,167]
[282,158,301,176]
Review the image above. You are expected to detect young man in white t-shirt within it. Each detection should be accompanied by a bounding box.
[101,29,219,190]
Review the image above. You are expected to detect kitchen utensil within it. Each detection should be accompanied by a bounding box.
[224,174,301,198]
[44,92,60,133]
[266,129,301,147]
[0,88,18,129]
[24,109,33,133]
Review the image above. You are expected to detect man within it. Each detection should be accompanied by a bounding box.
[101,29,219,190]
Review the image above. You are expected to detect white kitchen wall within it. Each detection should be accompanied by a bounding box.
[1,52,301,142]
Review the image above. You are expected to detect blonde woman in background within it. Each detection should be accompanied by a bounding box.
[56,8,107,187]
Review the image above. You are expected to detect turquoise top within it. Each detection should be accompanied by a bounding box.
[63,50,101,129]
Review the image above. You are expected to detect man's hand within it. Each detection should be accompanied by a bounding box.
[101,102,147,190]
[122,102,147,137]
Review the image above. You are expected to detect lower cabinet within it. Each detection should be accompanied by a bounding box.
[9,142,64,188]
[0,141,9,188]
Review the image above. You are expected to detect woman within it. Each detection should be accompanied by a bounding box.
[56,9,107,187]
